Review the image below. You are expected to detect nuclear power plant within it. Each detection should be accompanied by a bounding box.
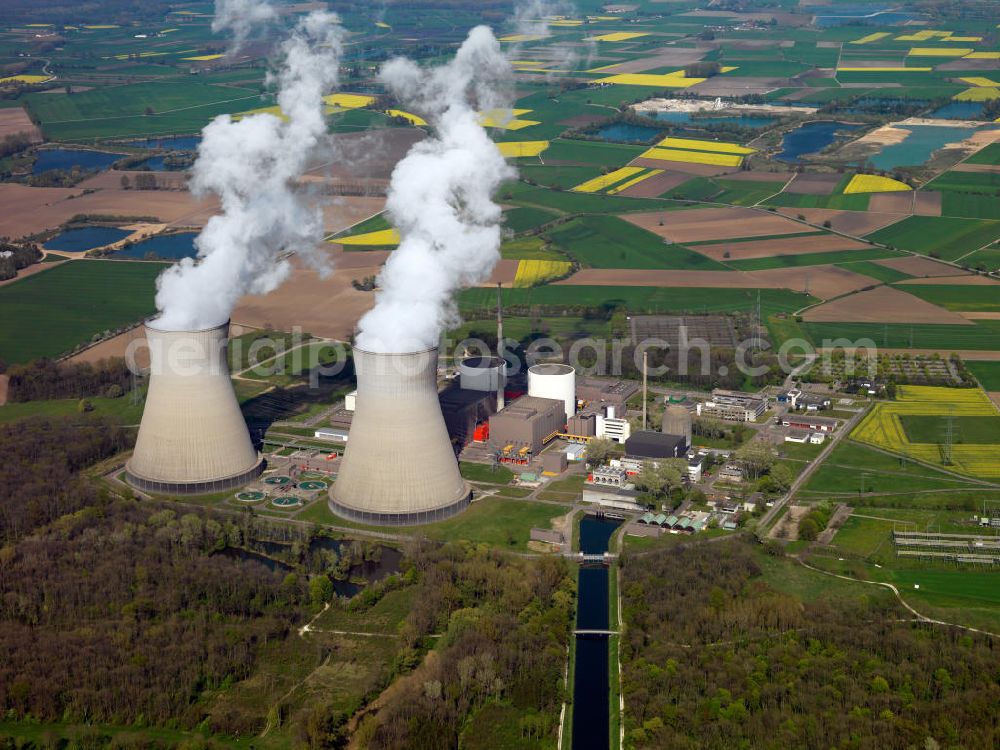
[126,321,264,494]
[329,347,471,525]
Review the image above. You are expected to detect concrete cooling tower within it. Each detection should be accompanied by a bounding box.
[126,321,264,494]
[662,403,692,449]
[330,347,471,525]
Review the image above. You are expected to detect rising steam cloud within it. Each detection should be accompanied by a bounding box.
[154,7,343,331]
[354,26,516,353]
[511,0,591,73]
[213,0,278,52]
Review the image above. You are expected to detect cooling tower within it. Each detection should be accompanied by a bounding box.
[126,321,264,494]
[330,347,471,525]
[528,363,576,420]
[459,355,506,393]
[662,403,692,449]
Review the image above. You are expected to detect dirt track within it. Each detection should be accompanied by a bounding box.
[624,206,806,243]
[802,286,972,324]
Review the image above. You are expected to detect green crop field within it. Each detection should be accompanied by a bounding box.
[765,191,870,211]
[502,206,559,233]
[538,139,645,167]
[865,216,1000,261]
[665,176,786,206]
[967,360,1000,391]
[802,320,1000,351]
[940,192,1000,221]
[0,260,165,364]
[546,214,727,270]
[837,260,913,283]
[966,142,1000,165]
[517,164,602,190]
[506,184,669,215]
[726,247,900,271]
[925,170,1000,197]
[899,415,1000,444]
[898,284,1000,312]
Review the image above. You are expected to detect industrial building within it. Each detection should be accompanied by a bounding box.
[782,414,838,432]
[126,321,264,494]
[625,430,688,460]
[576,378,638,411]
[528,363,576,419]
[590,465,628,487]
[330,347,471,526]
[458,355,506,395]
[489,395,565,463]
[438,386,496,446]
[566,403,631,444]
[697,396,767,423]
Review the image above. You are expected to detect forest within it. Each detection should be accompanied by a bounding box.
[4,357,132,402]
[619,540,1000,750]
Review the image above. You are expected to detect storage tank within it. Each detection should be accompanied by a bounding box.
[126,321,264,494]
[459,355,506,392]
[330,347,471,525]
[528,363,575,419]
[662,403,692,449]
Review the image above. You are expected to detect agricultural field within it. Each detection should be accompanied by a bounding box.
[865,216,1000,262]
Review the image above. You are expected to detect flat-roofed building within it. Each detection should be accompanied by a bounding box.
[489,395,565,457]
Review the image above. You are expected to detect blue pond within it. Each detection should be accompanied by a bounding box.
[776,121,862,163]
[114,232,198,260]
[44,226,130,252]
[122,135,201,150]
[596,122,661,142]
[33,149,122,175]
[930,101,985,120]
[654,111,776,129]
[868,124,981,170]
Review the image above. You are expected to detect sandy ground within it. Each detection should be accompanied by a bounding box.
[617,170,690,198]
[783,173,841,196]
[590,49,705,74]
[0,184,84,236]
[913,191,943,216]
[484,259,519,286]
[0,107,42,142]
[802,286,972,324]
[624,206,808,243]
[897,274,1000,286]
[68,324,149,367]
[852,125,911,147]
[693,234,870,261]
[867,192,915,214]
[775,207,904,236]
[557,264,872,299]
[875,255,970,277]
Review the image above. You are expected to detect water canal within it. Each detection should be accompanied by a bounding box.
[571,514,622,750]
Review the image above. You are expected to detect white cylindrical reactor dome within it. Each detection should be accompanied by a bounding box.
[126,321,263,494]
[528,363,575,420]
[459,356,506,392]
[330,347,471,525]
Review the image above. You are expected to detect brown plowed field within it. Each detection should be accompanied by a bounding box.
[784,173,841,195]
[913,191,942,216]
[693,233,870,261]
[802,287,972,324]
[0,107,41,142]
[897,274,1000,285]
[617,170,690,197]
[775,207,903,235]
[951,163,1000,173]
[624,206,807,243]
[874,256,969,277]
[959,312,1000,320]
[593,49,705,74]
[628,158,734,176]
[556,264,872,299]
[868,192,914,214]
[723,170,795,183]
[688,78,790,97]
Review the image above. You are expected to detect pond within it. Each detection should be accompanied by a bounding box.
[572,515,622,750]
[114,232,199,260]
[775,120,862,163]
[595,122,662,143]
[868,124,980,170]
[33,149,122,175]
[44,226,130,252]
[654,111,776,129]
[929,101,985,120]
[122,135,201,150]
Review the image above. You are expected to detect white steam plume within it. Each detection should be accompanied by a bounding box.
[354,26,516,353]
[153,10,344,331]
[213,0,278,52]
[510,0,592,77]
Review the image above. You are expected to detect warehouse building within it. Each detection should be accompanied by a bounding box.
[624,430,688,464]
[782,414,839,433]
[489,395,565,461]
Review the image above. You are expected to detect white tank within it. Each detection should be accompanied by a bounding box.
[528,363,575,420]
[126,321,263,494]
[459,355,506,392]
[330,347,471,525]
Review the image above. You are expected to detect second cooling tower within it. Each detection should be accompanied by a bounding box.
[330,347,471,525]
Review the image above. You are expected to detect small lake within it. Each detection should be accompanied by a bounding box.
[775,121,862,163]
[654,111,776,129]
[114,232,199,260]
[595,123,661,143]
[929,101,985,120]
[44,226,129,252]
[33,149,122,175]
[122,135,201,150]
[869,124,980,170]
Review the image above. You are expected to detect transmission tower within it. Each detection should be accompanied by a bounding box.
[941,414,955,466]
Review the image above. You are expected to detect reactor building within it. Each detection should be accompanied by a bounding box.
[329,347,471,525]
[126,321,264,494]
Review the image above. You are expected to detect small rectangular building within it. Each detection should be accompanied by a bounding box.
[314,427,349,442]
[601,416,631,444]
[542,450,568,475]
[590,465,627,487]
[784,429,810,444]
[490,395,566,456]
[782,414,839,433]
[625,430,687,461]
[439,386,497,447]
[687,453,705,483]
[567,412,597,438]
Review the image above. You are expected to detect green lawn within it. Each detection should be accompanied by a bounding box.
[460,461,515,485]
[966,360,1000,391]
[0,260,165,363]
[662,176,787,206]
[895,284,1000,312]
[499,237,567,261]
[899,415,1000,444]
[765,192,871,211]
[545,214,726,270]
[0,395,144,425]
[865,216,1000,262]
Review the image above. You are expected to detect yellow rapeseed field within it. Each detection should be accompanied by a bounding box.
[851,386,1000,479]
[590,32,648,42]
[323,93,375,109]
[654,136,755,155]
[960,76,1000,87]
[954,87,1000,101]
[843,174,912,194]
[334,229,401,246]
[386,109,427,126]
[607,169,663,195]
[183,54,224,61]
[499,34,543,42]
[375,21,390,29]
[639,148,743,167]
[495,141,549,158]
[965,52,1000,59]
[599,72,704,87]
[571,166,644,193]
[838,67,932,72]
[908,47,974,57]
[514,260,573,288]
[0,74,53,84]
[850,32,891,44]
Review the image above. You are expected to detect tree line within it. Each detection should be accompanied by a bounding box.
[0,240,41,282]
[5,357,133,403]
